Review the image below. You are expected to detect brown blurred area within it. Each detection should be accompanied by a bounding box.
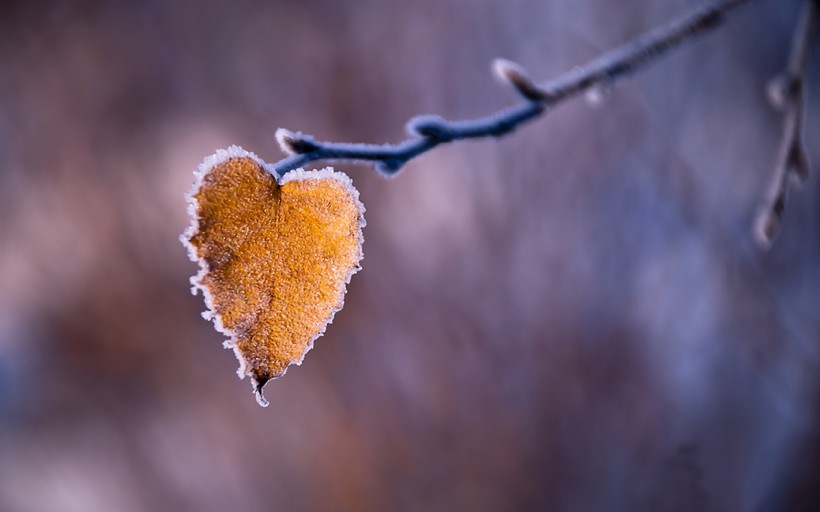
[1,0,820,510]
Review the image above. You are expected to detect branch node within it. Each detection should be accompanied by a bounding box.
[788,143,810,183]
[374,159,405,176]
[406,115,453,141]
[276,128,319,155]
[585,80,614,107]
[766,73,800,111]
[754,207,780,248]
[755,185,789,248]
[492,58,546,102]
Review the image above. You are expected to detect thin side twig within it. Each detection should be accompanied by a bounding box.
[754,0,818,248]
[271,0,754,177]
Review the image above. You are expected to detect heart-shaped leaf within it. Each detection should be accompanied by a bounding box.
[181,146,365,406]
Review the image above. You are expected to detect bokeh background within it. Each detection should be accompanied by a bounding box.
[1,0,820,510]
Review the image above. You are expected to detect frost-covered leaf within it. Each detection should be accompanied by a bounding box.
[181,146,365,407]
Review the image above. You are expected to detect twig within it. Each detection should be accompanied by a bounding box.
[271,0,754,177]
[755,0,817,248]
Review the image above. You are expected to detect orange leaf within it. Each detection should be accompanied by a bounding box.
[181,146,365,406]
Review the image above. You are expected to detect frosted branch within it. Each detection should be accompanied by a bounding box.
[755,0,818,248]
[270,0,754,177]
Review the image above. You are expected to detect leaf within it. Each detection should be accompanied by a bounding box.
[181,146,365,406]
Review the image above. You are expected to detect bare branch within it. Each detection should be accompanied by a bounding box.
[530,0,752,103]
[270,0,754,177]
[755,0,817,248]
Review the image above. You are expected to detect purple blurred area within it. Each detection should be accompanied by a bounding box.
[1,0,820,510]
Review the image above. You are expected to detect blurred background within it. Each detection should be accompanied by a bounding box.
[1,0,819,510]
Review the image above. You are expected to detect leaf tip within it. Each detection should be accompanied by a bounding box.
[252,377,271,408]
